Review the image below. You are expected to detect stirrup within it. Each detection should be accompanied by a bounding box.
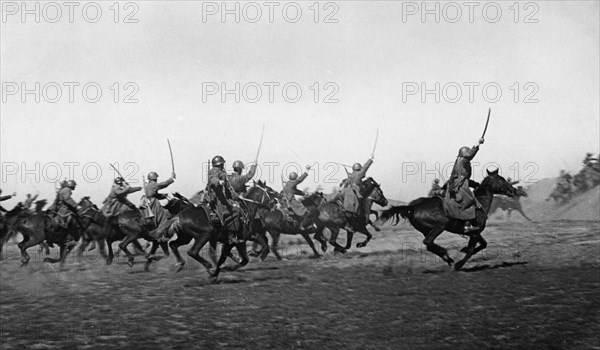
[464,222,480,232]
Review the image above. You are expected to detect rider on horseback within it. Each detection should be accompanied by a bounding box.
[228,160,257,198]
[445,138,485,232]
[101,177,141,217]
[281,166,312,230]
[145,171,176,242]
[207,155,244,244]
[49,180,82,239]
[341,158,374,223]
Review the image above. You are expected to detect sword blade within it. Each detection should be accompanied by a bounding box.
[371,129,379,158]
[481,108,491,139]
[109,163,125,179]
[167,139,175,173]
[254,124,265,162]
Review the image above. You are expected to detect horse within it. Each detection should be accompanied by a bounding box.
[379,168,516,270]
[0,203,30,260]
[168,183,272,280]
[261,192,328,260]
[490,186,534,222]
[317,177,388,254]
[16,202,86,267]
[76,197,149,261]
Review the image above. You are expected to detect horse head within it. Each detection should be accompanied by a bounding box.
[515,186,528,197]
[34,199,47,213]
[363,177,388,207]
[480,168,516,197]
[246,180,280,208]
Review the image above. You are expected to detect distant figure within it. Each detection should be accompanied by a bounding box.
[583,152,598,168]
[428,179,443,197]
[506,177,520,186]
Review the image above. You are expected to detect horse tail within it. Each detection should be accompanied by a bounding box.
[378,205,414,225]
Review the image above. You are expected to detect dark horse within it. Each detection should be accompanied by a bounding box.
[16,204,85,266]
[168,183,272,280]
[317,177,388,253]
[261,192,328,259]
[77,197,149,262]
[0,203,31,260]
[379,169,516,270]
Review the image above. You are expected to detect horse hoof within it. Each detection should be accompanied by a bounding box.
[175,262,185,272]
[144,261,152,272]
[128,259,134,267]
[106,258,113,265]
[356,243,366,248]
[454,262,464,271]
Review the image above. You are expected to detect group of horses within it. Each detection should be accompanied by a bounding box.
[0,168,518,279]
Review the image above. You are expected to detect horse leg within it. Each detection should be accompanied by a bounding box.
[223,243,250,272]
[254,231,270,261]
[187,236,214,276]
[518,207,534,222]
[170,234,192,272]
[106,238,115,264]
[328,227,347,254]
[211,243,234,281]
[423,228,454,267]
[118,235,137,267]
[314,225,328,252]
[132,239,146,255]
[96,239,108,259]
[78,237,91,257]
[455,234,487,270]
[356,228,372,248]
[344,231,355,251]
[300,231,320,258]
[18,234,43,267]
[269,231,282,260]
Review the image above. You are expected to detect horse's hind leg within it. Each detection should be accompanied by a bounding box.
[344,231,355,251]
[455,234,486,270]
[223,243,249,272]
[269,231,282,260]
[518,208,534,222]
[423,228,454,267]
[328,227,347,254]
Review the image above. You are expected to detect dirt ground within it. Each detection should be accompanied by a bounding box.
[1,219,599,349]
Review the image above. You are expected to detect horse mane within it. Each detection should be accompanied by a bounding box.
[34,199,47,212]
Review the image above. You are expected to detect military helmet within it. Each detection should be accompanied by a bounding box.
[114,177,124,184]
[67,180,77,188]
[289,172,298,180]
[148,172,159,180]
[232,160,244,170]
[458,146,471,157]
[433,178,440,184]
[352,163,362,171]
[212,155,225,167]
[507,177,512,182]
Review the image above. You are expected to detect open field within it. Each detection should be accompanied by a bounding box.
[1,219,598,349]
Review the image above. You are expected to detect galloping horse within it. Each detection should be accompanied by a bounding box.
[379,168,515,270]
[16,202,85,266]
[490,186,534,222]
[317,177,388,253]
[261,192,327,259]
[168,183,272,280]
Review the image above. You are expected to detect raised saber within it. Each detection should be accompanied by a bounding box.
[481,108,491,139]
[254,124,265,162]
[371,129,379,158]
[167,138,175,174]
[109,163,126,181]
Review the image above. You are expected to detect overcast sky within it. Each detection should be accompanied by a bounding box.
[1,1,598,205]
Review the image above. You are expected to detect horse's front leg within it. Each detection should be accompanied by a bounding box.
[455,235,486,270]
[118,234,137,267]
[423,228,453,267]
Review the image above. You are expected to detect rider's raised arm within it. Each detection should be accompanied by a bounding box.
[157,177,175,190]
[359,158,374,178]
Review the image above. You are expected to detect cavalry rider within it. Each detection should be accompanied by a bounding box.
[341,158,374,222]
[101,177,141,217]
[22,193,39,211]
[50,180,82,238]
[557,170,572,191]
[228,160,257,198]
[207,155,244,243]
[428,179,443,197]
[583,153,599,168]
[145,171,176,242]
[445,138,485,232]
[281,166,311,229]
